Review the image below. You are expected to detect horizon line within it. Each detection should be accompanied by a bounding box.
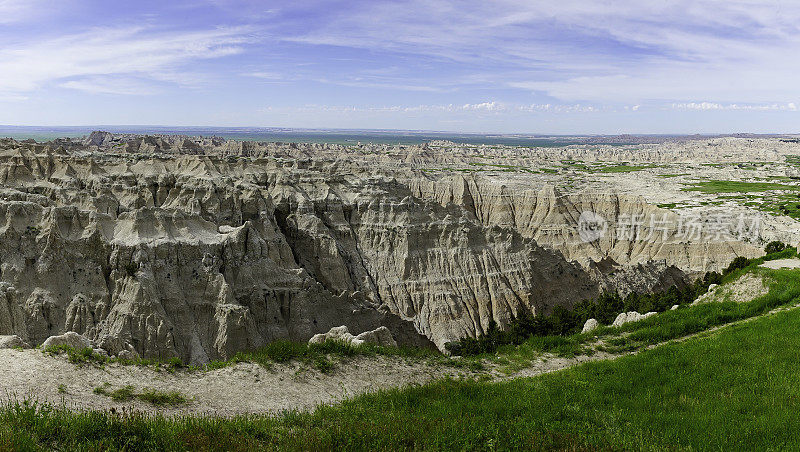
[1,124,799,138]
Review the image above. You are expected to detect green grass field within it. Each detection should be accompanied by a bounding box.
[4,262,800,450]
[596,164,658,173]
[684,180,800,193]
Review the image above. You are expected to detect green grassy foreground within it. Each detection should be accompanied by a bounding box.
[4,279,800,450]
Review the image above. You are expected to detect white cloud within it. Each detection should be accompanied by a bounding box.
[280,101,606,114]
[59,77,160,96]
[279,1,800,105]
[671,102,799,111]
[0,25,254,96]
[462,101,504,111]
[0,0,50,24]
[244,71,284,80]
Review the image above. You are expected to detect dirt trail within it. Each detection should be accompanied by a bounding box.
[2,300,798,417]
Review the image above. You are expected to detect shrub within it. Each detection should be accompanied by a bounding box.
[110,386,136,402]
[93,384,188,406]
[44,346,108,366]
[723,256,750,275]
[765,241,787,255]
[137,389,187,406]
[702,271,723,287]
[261,340,307,363]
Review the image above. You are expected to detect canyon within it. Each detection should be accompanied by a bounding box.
[0,132,796,363]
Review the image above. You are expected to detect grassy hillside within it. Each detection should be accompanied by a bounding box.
[3,270,800,450]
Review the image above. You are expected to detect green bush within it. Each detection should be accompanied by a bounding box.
[723,256,750,275]
[765,241,787,255]
[109,386,135,402]
[137,389,187,406]
[44,346,108,366]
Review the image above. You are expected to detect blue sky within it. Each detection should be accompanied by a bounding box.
[1,0,799,134]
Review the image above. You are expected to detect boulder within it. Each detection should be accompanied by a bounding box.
[309,325,360,345]
[41,332,93,350]
[581,318,599,334]
[116,350,138,360]
[309,325,397,347]
[612,311,656,328]
[0,335,30,349]
[355,326,397,347]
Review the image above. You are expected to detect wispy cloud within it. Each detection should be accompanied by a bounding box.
[278,101,609,114]
[0,25,254,96]
[59,76,161,96]
[672,102,799,111]
[277,1,800,104]
[0,0,50,24]
[244,71,284,80]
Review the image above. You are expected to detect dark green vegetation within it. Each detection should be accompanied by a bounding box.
[467,162,534,173]
[723,256,751,275]
[45,338,444,374]
[766,240,787,254]
[44,345,188,372]
[595,163,658,173]
[445,270,720,357]
[5,276,800,450]
[93,384,187,407]
[205,339,440,373]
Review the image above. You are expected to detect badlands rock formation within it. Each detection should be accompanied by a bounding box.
[309,325,397,347]
[0,132,791,361]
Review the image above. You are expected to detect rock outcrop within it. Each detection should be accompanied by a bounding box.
[0,335,29,349]
[309,325,397,347]
[1,132,778,360]
[354,326,397,347]
[581,318,599,334]
[41,332,93,350]
[611,311,657,327]
[411,175,762,273]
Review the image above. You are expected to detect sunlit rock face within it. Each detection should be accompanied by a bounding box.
[0,133,773,359]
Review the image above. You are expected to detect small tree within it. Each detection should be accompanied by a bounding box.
[723,256,750,275]
[765,241,786,255]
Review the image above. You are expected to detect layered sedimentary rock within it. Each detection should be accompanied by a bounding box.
[410,175,762,273]
[0,133,774,360]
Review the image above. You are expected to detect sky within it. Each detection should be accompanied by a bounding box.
[1,0,799,134]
